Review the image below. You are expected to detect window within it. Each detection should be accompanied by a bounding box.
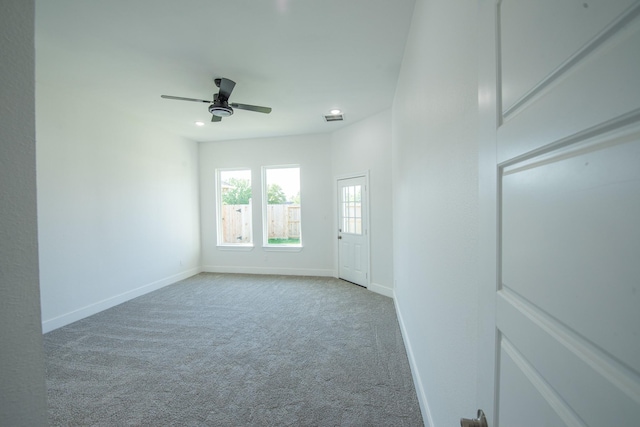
[262,166,301,247]
[217,169,252,246]
[341,184,362,235]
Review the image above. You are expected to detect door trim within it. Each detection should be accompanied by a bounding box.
[335,171,371,287]
[477,0,500,422]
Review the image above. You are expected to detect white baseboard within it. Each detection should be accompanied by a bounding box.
[368,282,393,298]
[394,292,434,427]
[41,267,202,333]
[201,265,335,277]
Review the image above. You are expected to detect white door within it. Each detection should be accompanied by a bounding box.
[477,1,640,426]
[337,176,369,287]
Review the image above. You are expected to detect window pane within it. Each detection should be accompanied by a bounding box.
[218,169,252,245]
[264,166,301,245]
[341,185,362,235]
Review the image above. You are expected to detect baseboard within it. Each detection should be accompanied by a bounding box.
[394,292,434,427]
[368,282,393,298]
[41,267,202,333]
[201,265,334,277]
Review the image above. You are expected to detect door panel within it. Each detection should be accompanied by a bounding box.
[501,0,637,114]
[498,340,571,427]
[501,133,640,373]
[354,243,362,271]
[498,290,639,427]
[479,0,640,425]
[498,2,640,162]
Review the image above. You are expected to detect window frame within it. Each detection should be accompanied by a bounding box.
[261,165,303,250]
[216,167,254,249]
[340,183,363,236]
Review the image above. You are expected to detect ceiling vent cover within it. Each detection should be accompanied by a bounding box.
[324,113,344,122]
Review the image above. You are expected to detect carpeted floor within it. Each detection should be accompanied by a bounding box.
[44,273,423,426]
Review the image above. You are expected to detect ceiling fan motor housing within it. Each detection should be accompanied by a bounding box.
[209,102,234,117]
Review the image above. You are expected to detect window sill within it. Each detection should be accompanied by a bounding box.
[217,244,254,251]
[262,245,303,252]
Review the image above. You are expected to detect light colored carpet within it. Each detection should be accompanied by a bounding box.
[44,273,423,426]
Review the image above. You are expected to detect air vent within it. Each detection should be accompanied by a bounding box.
[324,114,344,122]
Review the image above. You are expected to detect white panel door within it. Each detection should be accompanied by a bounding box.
[478,1,640,425]
[337,176,369,287]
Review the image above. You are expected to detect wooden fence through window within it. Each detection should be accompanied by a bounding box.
[221,204,252,243]
[267,205,300,239]
[221,204,300,242]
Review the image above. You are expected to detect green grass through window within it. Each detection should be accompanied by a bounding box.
[268,238,301,245]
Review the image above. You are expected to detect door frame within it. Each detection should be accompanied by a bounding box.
[477,0,501,422]
[335,171,371,287]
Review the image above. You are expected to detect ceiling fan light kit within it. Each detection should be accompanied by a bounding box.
[209,104,233,117]
[161,77,271,123]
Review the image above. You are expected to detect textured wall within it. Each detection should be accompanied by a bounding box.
[331,109,394,293]
[0,0,49,424]
[36,82,201,332]
[391,0,480,425]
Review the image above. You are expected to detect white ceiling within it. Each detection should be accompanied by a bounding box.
[36,0,416,142]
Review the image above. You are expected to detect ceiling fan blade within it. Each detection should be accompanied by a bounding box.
[230,103,272,114]
[218,78,236,101]
[211,114,222,122]
[161,95,211,103]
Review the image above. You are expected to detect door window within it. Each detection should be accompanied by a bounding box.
[341,185,362,235]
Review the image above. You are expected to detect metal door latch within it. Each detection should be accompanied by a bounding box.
[460,409,487,427]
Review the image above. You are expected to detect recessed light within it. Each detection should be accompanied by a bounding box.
[195,121,205,126]
[330,109,342,115]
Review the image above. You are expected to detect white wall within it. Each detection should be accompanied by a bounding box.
[0,0,48,424]
[391,0,479,425]
[200,134,334,276]
[331,109,394,296]
[36,83,201,332]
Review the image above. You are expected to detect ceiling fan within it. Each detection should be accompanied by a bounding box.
[161,78,272,122]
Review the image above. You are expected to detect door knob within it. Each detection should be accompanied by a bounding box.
[460,409,487,427]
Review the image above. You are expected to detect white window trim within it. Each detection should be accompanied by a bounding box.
[262,245,303,252]
[261,164,303,250]
[217,245,254,251]
[216,167,254,247]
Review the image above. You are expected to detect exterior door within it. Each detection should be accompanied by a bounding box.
[337,176,369,287]
[478,1,640,425]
